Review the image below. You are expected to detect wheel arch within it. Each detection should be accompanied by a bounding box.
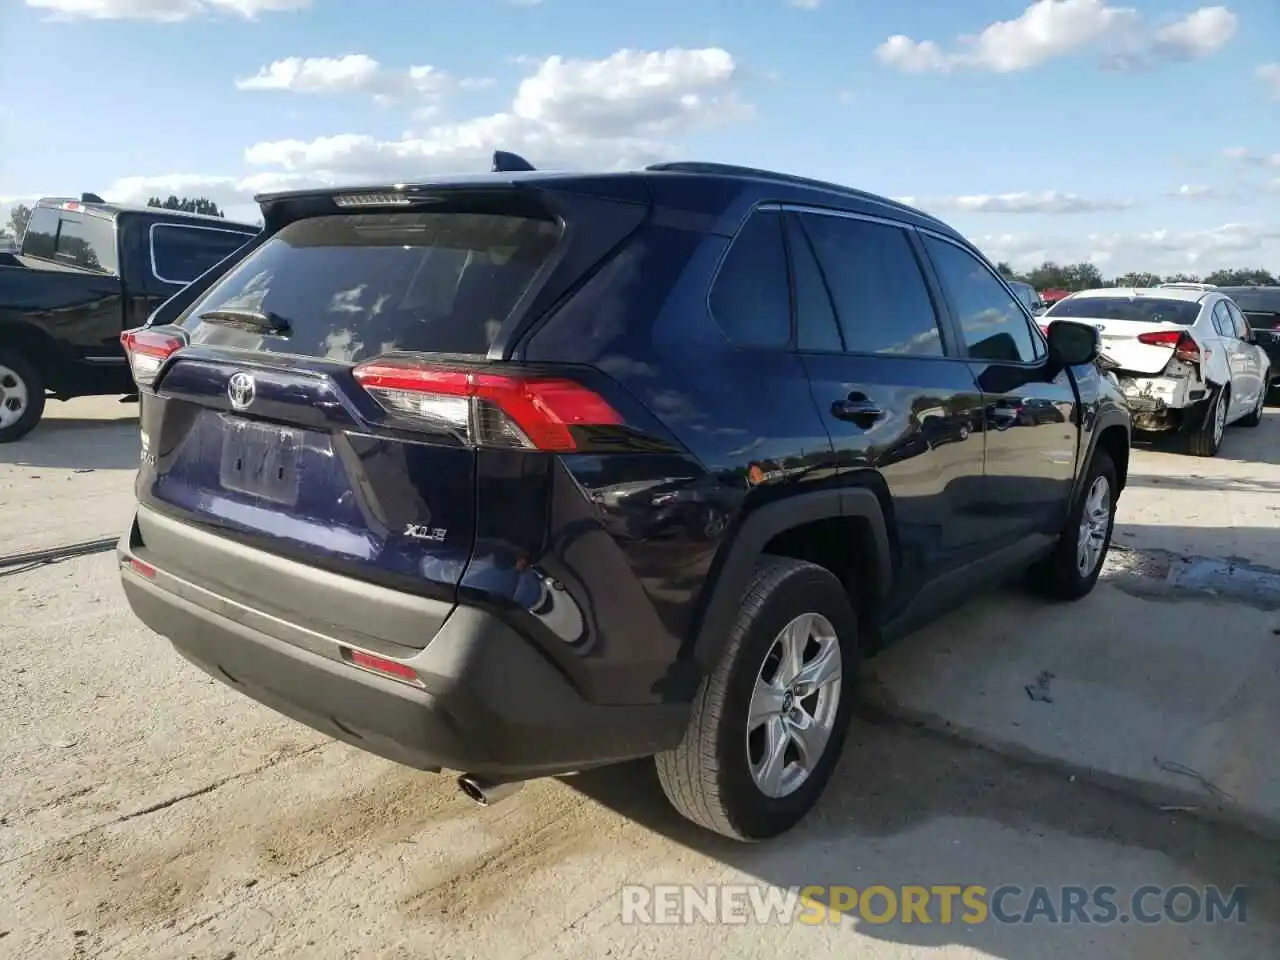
[687,487,892,674]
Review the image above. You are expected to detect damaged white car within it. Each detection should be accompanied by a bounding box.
[1041,287,1270,457]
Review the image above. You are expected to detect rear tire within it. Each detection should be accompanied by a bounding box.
[0,349,46,443]
[1027,450,1117,602]
[655,555,859,841]
[1188,385,1228,457]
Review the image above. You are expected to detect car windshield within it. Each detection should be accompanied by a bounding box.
[1045,296,1201,325]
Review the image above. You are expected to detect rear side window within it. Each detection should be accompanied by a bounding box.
[1047,296,1201,325]
[152,224,255,285]
[708,210,791,348]
[1224,300,1250,339]
[20,207,58,258]
[785,214,842,352]
[178,211,561,362]
[798,213,943,356]
[21,207,117,274]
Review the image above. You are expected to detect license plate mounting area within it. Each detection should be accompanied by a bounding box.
[218,417,303,505]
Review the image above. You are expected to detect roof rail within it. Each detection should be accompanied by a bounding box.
[645,161,946,222]
[492,150,535,173]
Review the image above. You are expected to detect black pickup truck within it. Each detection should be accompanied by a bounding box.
[0,195,258,441]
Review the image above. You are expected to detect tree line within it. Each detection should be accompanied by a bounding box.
[996,260,1277,291]
[2,195,225,241]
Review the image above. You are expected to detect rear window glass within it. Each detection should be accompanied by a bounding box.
[152,224,255,285]
[1007,281,1038,311]
[21,207,117,274]
[178,211,561,361]
[1222,289,1280,313]
[1046,296,1201,325]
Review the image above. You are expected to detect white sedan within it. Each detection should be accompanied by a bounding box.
[1040,287,1270,457]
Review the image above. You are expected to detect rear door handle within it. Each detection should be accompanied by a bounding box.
[831,398,885,423]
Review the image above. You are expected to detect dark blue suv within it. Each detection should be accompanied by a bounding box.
[118,157,1130,841]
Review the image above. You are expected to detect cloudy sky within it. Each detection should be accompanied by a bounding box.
[2,0,1279,275]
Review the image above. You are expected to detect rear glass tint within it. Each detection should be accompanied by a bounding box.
[21,206,117,274]
[1222,289,1280,315]
[1046,296,1201,325]
[1007,281,1038,311]
[178,211,562,361]
[152,224,256,285]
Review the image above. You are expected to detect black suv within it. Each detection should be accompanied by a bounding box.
[1219,286,1280,393]
[117,157,1130,841]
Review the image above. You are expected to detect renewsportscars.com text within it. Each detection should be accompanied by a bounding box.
[620,884,1249,926]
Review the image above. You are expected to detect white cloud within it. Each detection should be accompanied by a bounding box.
[897,190,1133,214]
[975,222,1280,275]
[875,1,1236,74]
[24,0,308,22]
[1259,63,1280,99]
[235,55,479,103]
[1222,146,1280,167]
[242,47,750,180]
[1168,183,1229,199]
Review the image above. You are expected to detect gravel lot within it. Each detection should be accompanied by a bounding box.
[2,399,1278,959]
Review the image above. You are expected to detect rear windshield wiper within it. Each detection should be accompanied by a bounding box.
[196,308,292,335]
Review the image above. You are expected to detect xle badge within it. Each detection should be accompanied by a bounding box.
[404,524,448,542]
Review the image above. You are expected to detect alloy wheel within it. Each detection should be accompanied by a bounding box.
[746,612,843,799]
[1076,475,1111,577]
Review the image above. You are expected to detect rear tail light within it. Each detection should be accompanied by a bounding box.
[351,358,624,452]
[121,328,185,387]
[1137,329,1201,363]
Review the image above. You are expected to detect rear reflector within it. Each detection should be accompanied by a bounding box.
[1137,329,1200,363]
[343,647,420,685]
[123,556,156,579]
[352,358,624,451]
[121,328,185,387]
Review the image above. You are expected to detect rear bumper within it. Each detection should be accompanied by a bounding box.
[1115,372,1203,412]
[118,521,689,780]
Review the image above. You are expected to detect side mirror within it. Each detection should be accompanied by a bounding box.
[1047,319,1101,367]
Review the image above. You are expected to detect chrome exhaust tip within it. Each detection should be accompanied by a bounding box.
[457,774,523,806]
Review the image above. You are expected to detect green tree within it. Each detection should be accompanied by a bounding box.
[1024,261,1104,292]
[1165,272,1202,283]
[8,203,32,238]
[996,261,1023,281]
[1111,271,1163,288]
[1203,267,1277,286]
[147,195,225,218]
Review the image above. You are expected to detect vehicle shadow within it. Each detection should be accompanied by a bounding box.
[0,416,140,471]
[561,716,1280,955]
[1132,409,1280,468]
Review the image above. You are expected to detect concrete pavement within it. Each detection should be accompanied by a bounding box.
[0,398,139,555]
[866,410,1280,841]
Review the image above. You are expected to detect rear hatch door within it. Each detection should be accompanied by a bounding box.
[129,183,648,644]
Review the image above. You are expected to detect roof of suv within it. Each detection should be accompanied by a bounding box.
[251,159,964,244]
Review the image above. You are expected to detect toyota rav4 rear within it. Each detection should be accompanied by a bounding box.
[118,174,699,796]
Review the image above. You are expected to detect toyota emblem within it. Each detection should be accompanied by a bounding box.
[227,372,256,411]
